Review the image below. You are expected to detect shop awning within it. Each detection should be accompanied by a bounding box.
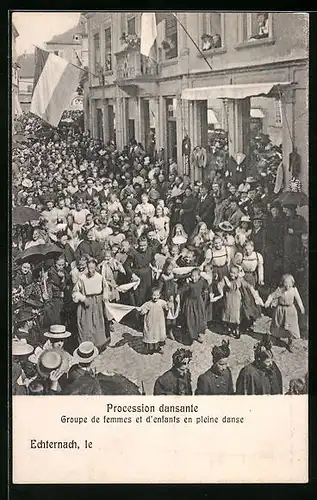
[250,108,265,118]
[182,82,294,101]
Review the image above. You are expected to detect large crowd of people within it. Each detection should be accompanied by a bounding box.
[12,111,308,396]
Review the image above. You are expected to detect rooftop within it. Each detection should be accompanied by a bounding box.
[17,52,35,78]
[46,24,81,45]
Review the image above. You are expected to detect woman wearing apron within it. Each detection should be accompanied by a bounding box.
[203,235,230,281]
[233,240,264,289]
[233,240,264,333]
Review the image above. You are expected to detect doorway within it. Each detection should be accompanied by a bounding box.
[166,98,177,162]
[96,108,103,140]
[128,119,135,142]
[143,100,150,151]
[108,105,115,143]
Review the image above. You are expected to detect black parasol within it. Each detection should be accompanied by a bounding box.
[12,207,41,225]
[15,243,63,264]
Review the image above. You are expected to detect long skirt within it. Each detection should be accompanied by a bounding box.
[243,271,257,288]
[222,289,241,324]
[240,284,262,322]
[77,295,109,348]
[270,304,300,340]
[213,264,229,281]
[134,268,152,306]
[42,297,64,328]
[204,295,213,323]
[182,297,206,340]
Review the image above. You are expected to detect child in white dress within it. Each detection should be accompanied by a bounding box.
[138,288,169,355]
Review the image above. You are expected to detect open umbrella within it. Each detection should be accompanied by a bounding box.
[12,207,41,225]
[15,243,62,264]
[276,185,308,207]
[13,134,28,144]
[12,141,26,150]
[15,243,63,299]
[277,191,308,207]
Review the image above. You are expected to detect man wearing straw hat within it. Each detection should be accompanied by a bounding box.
[60,341,99,394]
[42,324,74,364]
[35,347,70,394]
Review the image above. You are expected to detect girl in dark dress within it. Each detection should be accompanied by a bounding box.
[265,204,284,287]
[180,188,197,238]
[158,258,180,340]
[181,268,208,345]
[201,263,223,328]
[44,256,67,327]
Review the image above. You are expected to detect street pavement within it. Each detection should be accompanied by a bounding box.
[92,314,308,395]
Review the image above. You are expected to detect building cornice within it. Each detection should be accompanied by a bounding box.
[158,57,308,82]
[87,57,308,98]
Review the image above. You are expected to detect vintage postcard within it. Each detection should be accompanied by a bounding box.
[11,11,308,483]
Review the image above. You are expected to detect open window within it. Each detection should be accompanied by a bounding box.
[104,26,112,71]
[163,14,178,60]
[127,16,136,35]
[242,13,272,42]
[201,13,223,51]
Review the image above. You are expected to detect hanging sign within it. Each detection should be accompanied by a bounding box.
[182,136,191,176]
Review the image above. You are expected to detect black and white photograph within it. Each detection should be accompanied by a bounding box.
[11,11,308,398]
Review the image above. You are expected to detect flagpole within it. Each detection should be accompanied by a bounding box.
[172,13,213,72]
[34,44,106,82]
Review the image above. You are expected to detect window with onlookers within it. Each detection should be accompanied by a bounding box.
[104,27,112,71]
[163,14,178,60]
[201,13,223,51]
[242,13,271,42]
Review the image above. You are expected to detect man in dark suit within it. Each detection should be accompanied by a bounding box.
[196,184,215,229]
[251,215,267,255]
[85,177,98,203]
[195,340,234,395]
[153,349,193,395]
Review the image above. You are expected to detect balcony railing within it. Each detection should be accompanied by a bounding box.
[115,46,158,81]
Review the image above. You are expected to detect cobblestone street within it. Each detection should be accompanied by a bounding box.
[93,314,308,395]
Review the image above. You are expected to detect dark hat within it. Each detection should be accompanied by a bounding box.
[253,212,267,221]
[13,306,36,325]
[212,340,230,363]
[254,335,273,361]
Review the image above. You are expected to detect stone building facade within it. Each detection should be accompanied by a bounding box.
[85,12,308,194]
